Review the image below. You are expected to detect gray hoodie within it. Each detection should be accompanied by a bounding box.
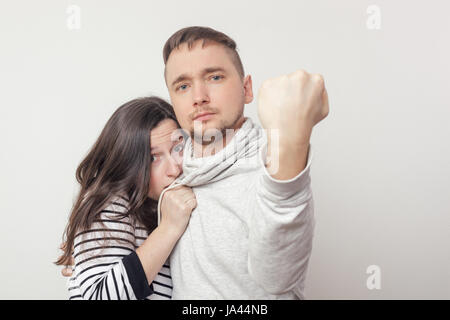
[157,117,315,299]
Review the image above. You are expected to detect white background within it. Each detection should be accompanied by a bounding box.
[0,0,449,299]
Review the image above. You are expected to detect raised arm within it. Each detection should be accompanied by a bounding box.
[248,70,328,296]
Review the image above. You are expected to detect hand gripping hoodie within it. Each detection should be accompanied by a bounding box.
[157,117,315,299]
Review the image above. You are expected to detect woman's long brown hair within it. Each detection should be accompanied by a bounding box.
[55,96,179,266]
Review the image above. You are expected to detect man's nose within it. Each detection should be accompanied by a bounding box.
[192,82,210,107]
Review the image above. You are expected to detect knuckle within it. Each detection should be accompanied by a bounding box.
[165,193,174,202]
[313,74,324,86]
[295,69,308,79]
[290,69,308,85]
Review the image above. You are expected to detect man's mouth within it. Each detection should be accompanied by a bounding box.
[193,112,215,121]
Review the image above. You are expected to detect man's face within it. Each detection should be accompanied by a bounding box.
[165,40,253,140]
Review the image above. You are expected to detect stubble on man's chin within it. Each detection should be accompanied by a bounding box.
[191,121,227,146]
[190,117,242,147]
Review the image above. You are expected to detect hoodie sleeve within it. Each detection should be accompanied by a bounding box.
[248,143,315,296]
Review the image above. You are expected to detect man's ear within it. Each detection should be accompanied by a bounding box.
[243,75,254,104]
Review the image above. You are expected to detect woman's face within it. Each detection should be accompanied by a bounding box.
[148,119,184,200]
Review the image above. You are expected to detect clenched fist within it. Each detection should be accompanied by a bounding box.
[257,70,329,148]
[160,185,197,236]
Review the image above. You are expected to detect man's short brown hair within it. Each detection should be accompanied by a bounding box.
[163,26,245,78]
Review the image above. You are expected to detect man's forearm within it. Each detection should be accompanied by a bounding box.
[266,128,312,180]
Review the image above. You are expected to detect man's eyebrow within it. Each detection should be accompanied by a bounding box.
[171,74,190,88]
[203,67,226,74]
[170,67,227,88]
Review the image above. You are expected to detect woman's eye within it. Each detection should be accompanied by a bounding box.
[150,155,159,162]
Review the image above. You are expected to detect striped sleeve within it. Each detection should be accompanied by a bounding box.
[71,200,153,300]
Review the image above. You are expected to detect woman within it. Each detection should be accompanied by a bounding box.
[55,96,196,300]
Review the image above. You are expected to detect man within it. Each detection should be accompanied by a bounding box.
[62,26,329,299]
[159,26,328,299]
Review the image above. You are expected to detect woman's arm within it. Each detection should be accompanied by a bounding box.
[72,203,144,300]
[136,185,196,284]
[70,187,196,300]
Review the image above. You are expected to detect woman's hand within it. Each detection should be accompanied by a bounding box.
[160,185,197,236]
[58,242,74,277]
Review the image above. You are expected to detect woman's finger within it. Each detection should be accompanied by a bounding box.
[61,267,73,277]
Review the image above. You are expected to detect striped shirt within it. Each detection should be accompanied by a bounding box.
[67,196,172,300]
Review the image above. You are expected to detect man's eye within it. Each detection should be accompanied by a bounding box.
[211,75,223,81]
[178,84,188,91]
